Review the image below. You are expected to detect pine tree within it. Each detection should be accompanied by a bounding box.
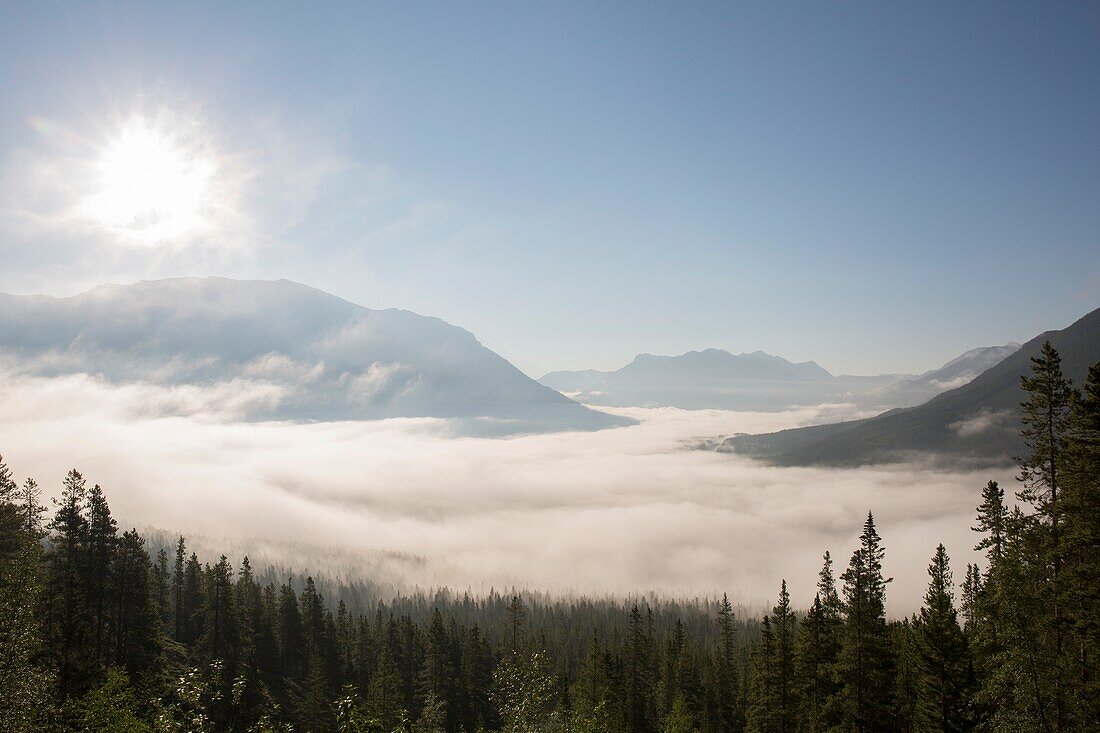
[84,483,118,666]
[198,555,237,663]
[461,623,494,732]
[506,594,527,654]
[838,512,895,732]
[151,548,171,630]
[1009,342,1074,731]
[915,544,971,732]
[959,564,982,637]
[770,581,797,731]
[46,468,93,697]
[1060,361,1100,728]
[0,462,50,732]
[973,481,1009,566]
[181,552,205,647]
[298,650,334,733]
[16,478,46,539]
[1018,341,1072,524]
[111,529,160,678]
[714,593,744,733]
[746,615,774,733]
[278,581,305,679]
[891,619,924,733]
[419,608,457,732]
[626,603,656,733]
[367,642,405,731]
[171,537,186,642]
[796,553,842,732]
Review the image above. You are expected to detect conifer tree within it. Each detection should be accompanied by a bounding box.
[367,642,405,731]
[84,483,118,666]
[915,544,970,732]
[278,581,305,679]
[891,619,925,733]
[419,608,457,732]
[1018,341,1072,525]
[714,593,744,733]
[838,512,895,732]
[746,615,774,733]
[199,555,237,663]
[0,461,50,733]
[506,594,527,654]
[461,623,494,732]
[770,581,797,731]
[973,481,1008,566]
[46,468,93,697]
[16,478,45,539]
[796,552,842,732]
[626,603,656,733]
[171,537,186,642]
[959,564,982,637]
[1060,362,1100,728]
[111,529,160,678]
[181,552,205,647]
[151,548,171,630]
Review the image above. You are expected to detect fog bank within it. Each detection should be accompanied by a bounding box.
[0,372,1008,613]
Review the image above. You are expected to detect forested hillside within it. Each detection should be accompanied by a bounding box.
[1,342,1097,732]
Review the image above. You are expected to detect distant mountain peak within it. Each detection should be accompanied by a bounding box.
[0,277,628,434]
[721,310,1099,466]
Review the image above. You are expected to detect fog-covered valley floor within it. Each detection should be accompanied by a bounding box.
[0,372,1009,614]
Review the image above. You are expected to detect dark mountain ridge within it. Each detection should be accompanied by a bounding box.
[722,307,1100,466]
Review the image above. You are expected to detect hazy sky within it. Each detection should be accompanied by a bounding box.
[1,2,1098,377]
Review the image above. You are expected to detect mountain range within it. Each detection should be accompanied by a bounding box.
[0,277,627,434]
[722,307,1100,466]
[539,343,1020,412]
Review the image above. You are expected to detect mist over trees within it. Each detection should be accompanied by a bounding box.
[1,342,1098,732]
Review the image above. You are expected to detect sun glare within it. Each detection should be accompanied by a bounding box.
[83,117,216,244]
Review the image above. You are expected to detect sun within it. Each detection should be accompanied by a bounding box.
[82,116,216,244]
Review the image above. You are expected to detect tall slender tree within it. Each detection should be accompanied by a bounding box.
[915,545,971,732]
[838,512,895,732]
[46,469,92,697]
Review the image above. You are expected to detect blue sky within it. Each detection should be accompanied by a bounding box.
[1,2,1097,377]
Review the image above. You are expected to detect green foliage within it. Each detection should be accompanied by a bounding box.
[77,670,151,733]
[492,650,555,733]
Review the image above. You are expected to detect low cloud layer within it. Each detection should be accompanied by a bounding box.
[949,408,1014,438]
[0,372,1010,614]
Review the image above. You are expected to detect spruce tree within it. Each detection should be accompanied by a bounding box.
[198,555,237,663]
[625,603,656,733]
[16,478,45,539]
[746,615,774,733]
[1014,341,1073,730]
[838,512,895,732]
[171,537,186,642]
[110,529,160,678]
[715,593,744,733]
[367,642,405,731]
[1060,362,1100,728]
[84,483,118,666]
[46,469,93,697]
[0,463,50,732]
[915,544,970,732]
[419,608,457,733]
[770,580,797,732]
[796,552,842,732]
[973,481,1008,566]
